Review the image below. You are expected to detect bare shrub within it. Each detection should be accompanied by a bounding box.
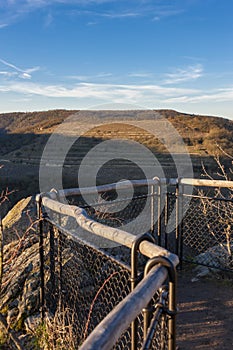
[200,149,233,267]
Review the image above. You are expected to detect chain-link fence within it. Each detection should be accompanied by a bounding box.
[37,177,233,349]
[38,183,178,350]
[65,181,160,242]
[63,178,233,272]
[43,220,132,348]
[174,179,233,271]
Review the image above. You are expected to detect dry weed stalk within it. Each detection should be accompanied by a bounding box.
[200,150,233,261]
[36,308,76,350]
[0,188,15,207]
[83,271,120,341]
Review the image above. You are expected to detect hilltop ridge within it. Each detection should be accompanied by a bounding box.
[0,108,233,213]
[0,108,233,156]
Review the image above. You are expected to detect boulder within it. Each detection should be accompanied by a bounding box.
[2,196,37,244]
[194,243,233,269]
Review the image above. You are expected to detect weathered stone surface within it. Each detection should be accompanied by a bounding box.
[2,196,36,244]
[194,243,233,268]
[1,239,40,329]
[0,196,41,349]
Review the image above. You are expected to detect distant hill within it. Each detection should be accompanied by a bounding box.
[0,108,233,157]
[0,109,78,134]
[0,108,233,215]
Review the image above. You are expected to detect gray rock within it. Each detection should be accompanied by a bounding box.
[2,196,36,244]
[194,243,233,269]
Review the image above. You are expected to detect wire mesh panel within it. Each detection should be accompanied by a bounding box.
[177,184,233,271]
[78,280,171,350]
[41,218,174,349]
[37,180,179,349]
[65,184,160,241]
[43,220,132,348]
[140,287,170,350]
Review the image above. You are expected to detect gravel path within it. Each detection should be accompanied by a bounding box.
[177,269,233,350]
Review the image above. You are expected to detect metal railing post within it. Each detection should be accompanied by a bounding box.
[144,256,177,350]
[51,189,63,311]
[157,181,162,246]
[150,184,155,239]
[179,183,184,270]
[36,194,45,320]
[164,192,169,249]
[49,224,56,313]
[176,179,184,267]
[131,233,155,350]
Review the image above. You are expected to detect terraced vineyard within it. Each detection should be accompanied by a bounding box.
[0,109,232,213]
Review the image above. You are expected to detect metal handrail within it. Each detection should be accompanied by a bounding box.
[38,195,179,265]
[79,264,169,350]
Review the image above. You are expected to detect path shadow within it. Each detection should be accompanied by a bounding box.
[177,270,233,350]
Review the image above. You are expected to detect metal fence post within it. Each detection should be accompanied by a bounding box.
[49,224,56,313]
[164,192,169,249]
[50,188,63,310]
[175,182,179,257]
[131,233,155,350]
[179,183,184,270]
[176,179,184,269]
[144,256,177,350]
[157,181,162,246]
[150,183,155,239]
[36,194,45,320]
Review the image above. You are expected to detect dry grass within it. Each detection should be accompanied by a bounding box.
[35,308,76,350]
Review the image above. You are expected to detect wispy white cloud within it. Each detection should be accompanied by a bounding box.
[0,23,8,28]
[68,9,142,20]
[100,11,141,19]
[152,8,184,21]
[0,0,186,27]
[0,81,198,102]
[1,79,233,109]
[67,72,113,81]
[0,71,17,77]
[44,13,54,27]
[164,64,203,84]
[164,87,233,104]
[0,58,40,79]
[128,72,153,78]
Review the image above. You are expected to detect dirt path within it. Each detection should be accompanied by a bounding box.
[177,269,233,350]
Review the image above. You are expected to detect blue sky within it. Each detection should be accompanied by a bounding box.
[0,0,233,118]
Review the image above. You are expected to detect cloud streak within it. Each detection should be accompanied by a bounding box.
[128,72,153,78]
[0,0,186,27]
[164,64,203,84]
[164,87,233,104]
[0,80,198,101]
[1,80,233,107]
[0,23,8,28]
[0,58,40,79]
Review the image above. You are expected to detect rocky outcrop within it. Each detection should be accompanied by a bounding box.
[194,243,233,269]
[2,196,37,245]
[0,197,40,349]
